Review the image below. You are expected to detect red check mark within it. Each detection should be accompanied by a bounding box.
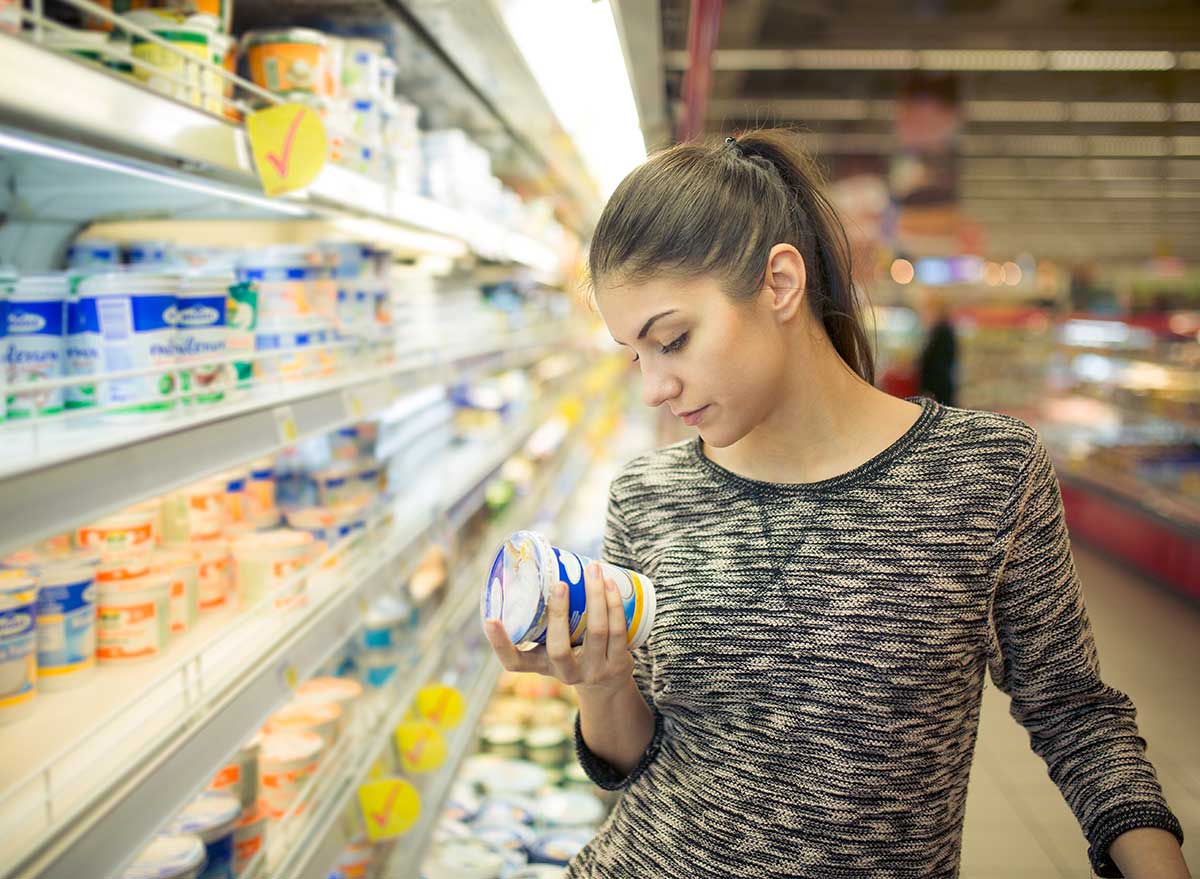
[265,109,306,178]
[404,728,432,768]
[370,783,401,828]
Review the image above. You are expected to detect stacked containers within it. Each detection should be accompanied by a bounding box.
[27,551,101,691]
[175,274,229,405]
[5,274,68,419]
[238,247,331,384]
[0,570,38,723]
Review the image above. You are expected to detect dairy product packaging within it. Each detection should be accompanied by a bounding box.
[176,274,229,405]
[208,736,261,810]
[0,570,38,723]
[482,531,655,650]
[6,273,68,419]
[96,573,170,663]
[165,792,241,879]
[32,552,99,690]
[119,833,206,879]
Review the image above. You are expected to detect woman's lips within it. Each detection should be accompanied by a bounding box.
[679,405,709,426]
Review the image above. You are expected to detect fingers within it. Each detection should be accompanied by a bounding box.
[544,580,579,682]
[605,574,629,657]
[483,619,549,675]
[582,563,608,666]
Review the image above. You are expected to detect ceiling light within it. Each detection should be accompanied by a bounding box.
[890,259,914,285]
[1048,51,1175,71]
[499,0,645,198]
[920,50,1042,71]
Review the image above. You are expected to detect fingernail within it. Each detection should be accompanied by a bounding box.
[555,582,566,598]
[606,581,615,593]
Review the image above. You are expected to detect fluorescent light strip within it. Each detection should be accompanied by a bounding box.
[670,48,1186,72]
[0,130,310,217]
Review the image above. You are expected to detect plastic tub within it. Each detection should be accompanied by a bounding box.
[312,465,357,506]
[119,834,206,879]
[76,506,158,554]
[96,573,170,663]
[96,552,153,585]
[162,479,227,543]
[34,555,99,690]
[222,467,249,525]
[225,279,257,389]
[124,241,173,266]
[480,724,524,761]
[483,530,656,650]
[340,38,383,98]
[232,801,268,876]
[257,730,323,818]
[183,539,230,612]
[235,246,320,322]
[209,737,260,810]
[243,28,331,96]
[166,792,242,879]
[66,278,100,410]
[423,838,507,879]
[0,570,37,724]
[175,275,229,405]
[265,698,342,746]
[126,11,214,109]
[533,792,604,829]
[523,727,568,768]
[232,529,314,611]
[245,459,276,520]
[153,549,201,636]
[66,238,119,269]
[130,498,164,545]
[77,273,179,417]
[6,273,67,419]
[294,676,362,729]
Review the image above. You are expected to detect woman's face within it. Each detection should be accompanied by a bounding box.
[596,275,789,448]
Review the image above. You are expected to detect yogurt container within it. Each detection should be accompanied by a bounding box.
[312,465,357,506]
[96,573,170,662]
[243,28,331,97]
[533,792,604,830]
[175,275,229,405]
[222,468,249,525]
[34,555,99,690]
[423,838,507,879]
[232,802,268,877]
[66,279,100,409]
[97,552,153,585]
[78,273,179,417]
[127,12,214,110]
[124,241,173,266]
[523,727,568,769]
[6,273,67,419]
[294,676,362,722]
[77,506,159,554]
[257,730,324,817]
[67,238,120,269]
[119,833,206,879]
[285,500,368,546]
[236,247,320,323]
[264,698,342,747]
[529,831,593,867]
[162,480,227,543]
[0,570,38,723]
[225,280,257,390]
[209,737,260,810]
[508,868,566,879]
[153,548,201,636]
[231,529,315,610]
[472,797,537,828]
[472,823,537,856]
[341,38,384,98]
[332,836,374,879]
[245,458,276,520]
[480,724,524,761]
[183,539,230,612]
[166,792,241,879]
[483,531,656,650]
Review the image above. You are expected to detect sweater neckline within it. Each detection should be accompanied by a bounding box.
[690,395,943,495]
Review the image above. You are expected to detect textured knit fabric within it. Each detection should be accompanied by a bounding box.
[570,397,1182,879]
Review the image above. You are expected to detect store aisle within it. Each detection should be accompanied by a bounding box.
[961,545,1200,877]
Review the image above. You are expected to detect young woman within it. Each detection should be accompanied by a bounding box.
[484,129,1188,878]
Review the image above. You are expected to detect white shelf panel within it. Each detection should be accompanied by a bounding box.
[0,394,558,879]
[0,338,552,557]
[0,32,560,273]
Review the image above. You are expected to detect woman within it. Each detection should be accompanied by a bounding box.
[483,130,1187,878]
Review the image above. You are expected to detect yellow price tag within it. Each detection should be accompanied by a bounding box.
[273,406,299,444]
[357,778,420,841]
[415,685,465,730]
[395,721,447,774]
[246,103,328,197]
[282,663,298,690]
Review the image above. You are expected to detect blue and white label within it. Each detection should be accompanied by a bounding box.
[95,293,177,412]
[6,298,65,417]
[175,293,227,404]
[0,591,36,702]
[36,577,96,673]
[66,296,100,408]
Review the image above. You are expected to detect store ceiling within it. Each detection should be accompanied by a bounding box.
[655,0,1200,265]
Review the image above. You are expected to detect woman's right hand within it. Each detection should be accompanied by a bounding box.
[483,562,635,697]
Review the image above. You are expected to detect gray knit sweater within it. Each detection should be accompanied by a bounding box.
[571,397,1182,878]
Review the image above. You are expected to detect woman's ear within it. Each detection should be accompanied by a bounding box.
[761,243,807,323]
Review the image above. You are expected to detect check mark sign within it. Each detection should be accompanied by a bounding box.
[266,109,306,178]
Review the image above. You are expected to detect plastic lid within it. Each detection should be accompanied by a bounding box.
[231,528,313,553]
[481,724,523,746]
[79,272,181,296]
[0,569,36,594]
[295,676,363,704]
[523,727,567,749]
[242,27,328,47]
[119,834,206,879]
[13,273,72,299]
[425,839,507,879]
[267,699,341,732]
[258,730,324,764]
[179,273,235,293]
[534,792,604,827]
[165,792,241,843]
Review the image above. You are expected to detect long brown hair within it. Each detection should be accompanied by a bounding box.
[588,128,875,385]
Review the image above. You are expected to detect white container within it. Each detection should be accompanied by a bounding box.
[341,38,384,98]
[312,465,357,506]
[222,467,249,525]
[162,479,227,543]
[265,698,342,747]
[245,459,276,520]
[176,274,229,405]
[6,273,67,419]
[34,555,99,690]
[96,573,170,663]
[232,529,315,611]
[236,247,321,323]
[174,539,230,613]
[153,549,201,636]
[166,792,241,879]
[124,240,173,266]
[66,281,101,410]
[209,737,261,810]
[424,838,507,879]
[78,272,179,417]
[257,730,323,818]
[0,570,38,724]
[119,833,206,879]
[232,802,269,876]
[294,676,362,726]
[66,237,120,269]
[483,530,656,651]
[533,792,605,829]
[76,506,159,554]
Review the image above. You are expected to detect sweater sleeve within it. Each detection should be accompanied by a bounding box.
[987,435,1183,877]
[574,484,665,791]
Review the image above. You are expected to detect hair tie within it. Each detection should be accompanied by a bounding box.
[724,136,743,155]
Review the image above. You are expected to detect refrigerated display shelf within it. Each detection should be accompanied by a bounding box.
[274,400,610,879]
[0,30,560,273]
[0,333,557,558]
[0,380,581,879]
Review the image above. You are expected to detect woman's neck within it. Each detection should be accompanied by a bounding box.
[704,335,923,485]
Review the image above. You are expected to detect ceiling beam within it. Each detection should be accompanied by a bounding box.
[667,48,1200,72]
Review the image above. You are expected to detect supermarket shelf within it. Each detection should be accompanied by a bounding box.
[0,335,554,558]
[0,384,570,879]
[0,31,559,273]
[274,405,607,879]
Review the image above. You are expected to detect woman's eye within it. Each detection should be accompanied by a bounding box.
[661,332,689,355]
